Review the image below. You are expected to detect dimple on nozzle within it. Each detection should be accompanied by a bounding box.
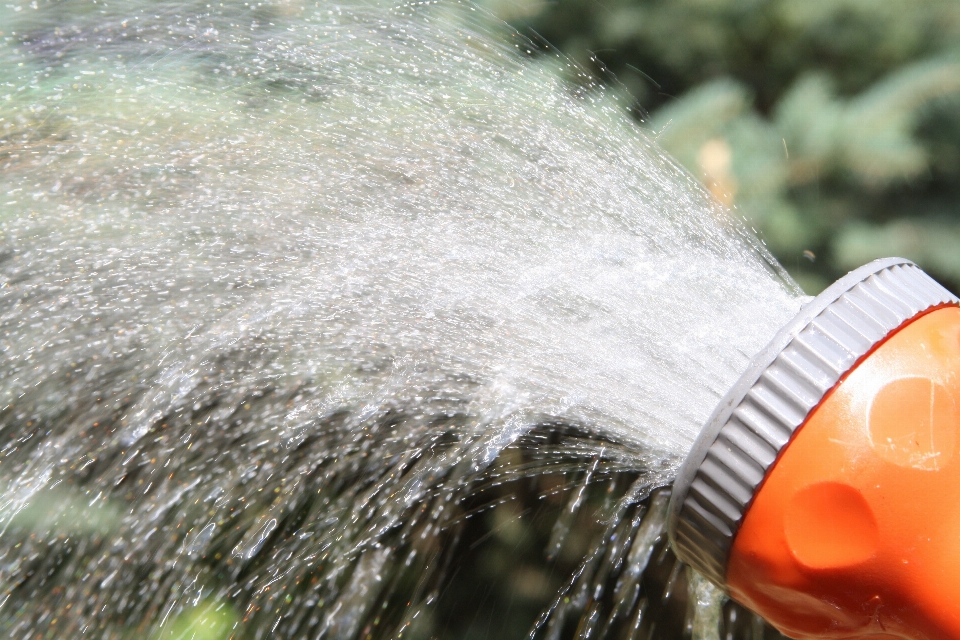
[668,258,960,640]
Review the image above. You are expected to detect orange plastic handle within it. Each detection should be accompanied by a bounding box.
[728,305,960,640]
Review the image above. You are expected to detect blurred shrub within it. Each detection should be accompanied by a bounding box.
[149,599,238,640]
[501,0,960,292]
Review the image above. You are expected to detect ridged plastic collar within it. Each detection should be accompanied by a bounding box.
[668,258,960,587]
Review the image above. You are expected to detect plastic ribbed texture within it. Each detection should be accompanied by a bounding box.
[668,259,960,587]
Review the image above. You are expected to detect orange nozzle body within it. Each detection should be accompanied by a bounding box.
[729,305,960,639]
[668,259,960,640]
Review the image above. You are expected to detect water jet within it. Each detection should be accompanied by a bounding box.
[0,1,801,635]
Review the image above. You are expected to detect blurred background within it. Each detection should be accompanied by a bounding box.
[483,0,960,294]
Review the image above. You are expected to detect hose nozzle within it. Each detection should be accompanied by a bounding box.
[669,258,960,639]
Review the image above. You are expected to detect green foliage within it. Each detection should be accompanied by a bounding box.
[506,0,960,292]
[6,486,121,536]
[149,600,238,640]
[835,218,960,279]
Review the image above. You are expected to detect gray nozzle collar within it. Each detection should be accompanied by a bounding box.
[668,258,959,587]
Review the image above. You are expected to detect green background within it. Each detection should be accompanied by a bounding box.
[489,0,960,295]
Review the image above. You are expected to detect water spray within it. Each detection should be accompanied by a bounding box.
[669,258,960,639]
[5,0,955,636]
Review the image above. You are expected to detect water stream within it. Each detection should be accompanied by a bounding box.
[1,1,802,637]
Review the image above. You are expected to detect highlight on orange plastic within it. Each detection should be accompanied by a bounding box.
[727,305,960,640]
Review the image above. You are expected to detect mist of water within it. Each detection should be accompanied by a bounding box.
[0,0,802,637]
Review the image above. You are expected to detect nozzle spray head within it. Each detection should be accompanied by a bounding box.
[668,258,960,640]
